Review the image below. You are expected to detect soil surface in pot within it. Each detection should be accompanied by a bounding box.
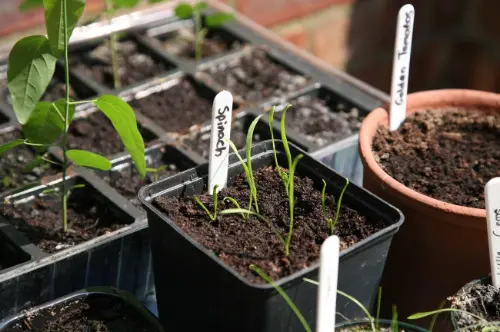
[128,78,213,134]
[203,47,310,103]
[450,281,500,332]
[0,183,130,253]
[68,112,156,157]
[277,94,363,148]
[69,39,170,89]
[155,166,384,283]
[373,109,500,208]
[0,130,59,194]
[155,27,242,60]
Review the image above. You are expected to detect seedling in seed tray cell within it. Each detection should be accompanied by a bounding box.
[4,0,146,232]
[146,164,171,182]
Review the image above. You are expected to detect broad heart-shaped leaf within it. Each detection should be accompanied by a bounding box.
[175,3,193,19]
[19,0,44,11]
[22,99,75,145]
[7,36,57,125]
[43,0,85,56]
[113,0,140,9]
[66,150,111,170]
[0,139,24,156]
[94,95,146,178]
[205,12,234,28]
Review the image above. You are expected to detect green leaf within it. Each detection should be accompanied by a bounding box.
[205,12,234,28]
[94,95,146,177]
[7,36,57,124]
[43,0,86,56]
[175,3,193,19]
[194,1,208,10]
[148,0,166,3]
[19,0,44,11]
[113,0,140,9]
[66,149,111,170]
[0,139,24,156]
[22,99,75,145]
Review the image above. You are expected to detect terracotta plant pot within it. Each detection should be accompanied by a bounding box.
[358,89,500,328]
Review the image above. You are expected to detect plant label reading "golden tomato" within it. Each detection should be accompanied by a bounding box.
[485,178,500,288]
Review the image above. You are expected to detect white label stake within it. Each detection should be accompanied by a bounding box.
[485,178,500,288]
[389,4,415,131]
[208,90,233,194]
[316,235,340,332]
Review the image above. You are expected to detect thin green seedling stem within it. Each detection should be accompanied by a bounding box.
[376,287,382,331]
[321,179,333,232]
[68,100,96,105]
[428,300,445,332]
[408,308,486,323]
[223,197,244,218]
[104,0,121,89]
[332,177,349,233]
[194,185,219,222]
[268,106,288,194]
[246,114,263,213]
[250,264,311,332]
[146,165,170,182]
[280,104,293,176]
[23,140,54,147]
[42,156,63,167]
[391,305,398,332]
[284,153,303,256]
[194,7,203,61]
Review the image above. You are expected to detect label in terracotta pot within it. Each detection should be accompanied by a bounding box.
[316,235,340,332]
[208,90,233,194]
[485,178,500,287]
[389,4,415,131]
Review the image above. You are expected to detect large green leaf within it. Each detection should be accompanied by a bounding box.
[0,139,24,156]
[113,0,140,9]
[22,99,75,145]
[205,12,234,28]
[175,3,193,19]
[94,95,146,177]
[43,0,85,56]
[7,36,57,125]
[194,1,208,10]
[19,0,44,11]
[66,149,111,170]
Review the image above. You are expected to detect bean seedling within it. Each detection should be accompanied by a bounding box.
[5,0,146,232]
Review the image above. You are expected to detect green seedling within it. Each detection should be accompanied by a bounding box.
[146,164,170,182]
[222,197,244,218]
[174,1,234,61]
[408,308,500,332]
[194,184,219,222]
[268,105,289,194]
[6,0,147,232]
[321,177,349,235]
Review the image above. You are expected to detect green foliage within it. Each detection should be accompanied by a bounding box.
[284,153,303,256]
[175,3,194,19]
[43,0,86,56]
[222,198,244,218]
[66,149,111,170]
[19,0,44,11]
[321,177,349,235]
[205,12,234,28]
[193,185,219,222]
[7,36,57,124]
[268,106,288,194]
[113,0,140,9]
[146,165,170,182]
[0,139,24,156]
[94,95,146,178]
[391,305,398,332]
[22,99,75,145]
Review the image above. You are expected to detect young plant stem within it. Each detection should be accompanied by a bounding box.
[284,154,303,256]
[391,305,398,332]
[193,185,219,222]
[104,0,121,89]
[194,8,205,62]
[376,287,382,331]
[62,0,70,232]
[268,106,288,194]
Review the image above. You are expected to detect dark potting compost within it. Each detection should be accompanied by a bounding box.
[69,39,170,89]
[154,165,384,283]
[0,184,130,254]
[0,130,59,193]
[128,78,213,134]
[373,109,500,208]
[204,47,310,103]
[68,112,156,157]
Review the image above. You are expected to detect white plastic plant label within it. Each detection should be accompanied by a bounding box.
[208,90,233,194]
[389,4,415,131]
[316,235,340,332]
[485,178,500,288]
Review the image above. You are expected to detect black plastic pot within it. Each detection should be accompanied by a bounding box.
[336,319,429,331]
[139,140,404,332]
[0,286,164,331]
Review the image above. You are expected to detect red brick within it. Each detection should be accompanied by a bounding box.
[278,25,308,49]
[235,0,353,27]
[312,16,350,68]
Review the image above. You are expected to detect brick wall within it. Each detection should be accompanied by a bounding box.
[3,0,500,94]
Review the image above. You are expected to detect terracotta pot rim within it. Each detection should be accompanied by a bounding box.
[358,89,500,218]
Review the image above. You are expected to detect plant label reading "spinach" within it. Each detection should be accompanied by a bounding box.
[389,4,414,131]
[208,90,233,194]
[485,178,500,288]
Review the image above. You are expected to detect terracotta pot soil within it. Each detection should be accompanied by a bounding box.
[203,47,310,103]
[373,109,500,209]
[0,182,130,254]
[128,78,213,134]
[154,27,243,60]
[0,130,59,193]
[69,39,170,89]
[68,112,157,157]
[278,94,363,148]
[154,165,384,283]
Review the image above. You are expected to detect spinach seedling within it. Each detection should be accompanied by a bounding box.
[408,307,500,332]
[6,0,147,232]
[174,1,234,61]
[194,184,219,222]
[321,177,349,235]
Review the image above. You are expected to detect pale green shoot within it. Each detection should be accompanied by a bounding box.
[321,177,349,234]
[222,197,244,218]
[268,105,288,194]
[194,184,218,222]
[284,153,303,256]
[146,164,170,182]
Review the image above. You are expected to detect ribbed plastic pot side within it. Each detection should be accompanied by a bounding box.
[358,89,499,327]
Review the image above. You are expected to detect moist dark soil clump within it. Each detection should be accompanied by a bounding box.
[0,130,59,194]
[373,109,500,208]
[450,280,500,332]
[204,47,310,103]
[68,112,156,157]
[278,94,363,148]
[1,184,130,253]
[70,39,170,89]
[155,166,384,283]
